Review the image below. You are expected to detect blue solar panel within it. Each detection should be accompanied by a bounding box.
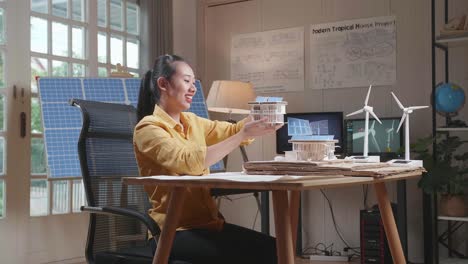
[44,129,82,177]
[288,117,312,136]
[291,135,334,140]
[188,103,209,119]
[187,80,225,172]
[210,161,224,171]
[124,78,141,104]
[83,79,126,102]
[193,80,205,101]
[187,80,207,116]
[38,77,140,178]
[310,120,329,135]
[41,103,82,129]
[38,78,83,102]
[38,77,224,177]
[255,96,283,102]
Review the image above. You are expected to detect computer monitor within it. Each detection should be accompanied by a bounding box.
[276,112,344,154]
[344,117,404,161]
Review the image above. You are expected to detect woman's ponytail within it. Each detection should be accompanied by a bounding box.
[136,70,155,121]
[136,54,185,122]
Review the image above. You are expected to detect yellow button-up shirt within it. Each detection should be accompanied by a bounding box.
[133,105,248,231]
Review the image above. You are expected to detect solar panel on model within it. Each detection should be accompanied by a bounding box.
[38,77,223,178]
[287,117,311,136]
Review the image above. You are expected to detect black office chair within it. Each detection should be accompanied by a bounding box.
[71,99,160,264]
[72,98,268,264]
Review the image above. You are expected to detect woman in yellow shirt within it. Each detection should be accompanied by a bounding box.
[134,54,281,264]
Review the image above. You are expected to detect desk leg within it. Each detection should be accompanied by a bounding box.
[289,191,300,253]
[374,182,406,264]
[153,187,186,264]
[272,190,294,264]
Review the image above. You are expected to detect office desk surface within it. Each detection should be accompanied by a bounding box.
[123,171,422,264]
[123,171,422,190]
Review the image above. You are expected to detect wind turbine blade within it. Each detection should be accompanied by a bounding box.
[370,120,375,129]
[346,108,364,117]
[408,106,429,110]
[369,111,382,124]
[371,134,381,152]
[364,85,372,106]
[391,92,404,110]
[397,113,407,132]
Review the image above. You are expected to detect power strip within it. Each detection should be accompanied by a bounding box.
[309,255,348,262]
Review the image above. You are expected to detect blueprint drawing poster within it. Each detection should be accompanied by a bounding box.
[310,16,396,89]
[231,27,304,93]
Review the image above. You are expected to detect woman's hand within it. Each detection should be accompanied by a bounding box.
[204,116,282,167]
[240,116,283,140]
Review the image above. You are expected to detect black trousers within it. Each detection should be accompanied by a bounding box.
[150,223,277,264]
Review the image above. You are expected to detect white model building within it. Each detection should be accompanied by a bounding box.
[248,96,287,124]
[289,138,338,161]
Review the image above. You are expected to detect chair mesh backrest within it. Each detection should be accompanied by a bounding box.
[73,99,151,261]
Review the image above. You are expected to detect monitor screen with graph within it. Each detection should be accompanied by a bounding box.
[344,117,404,161]
[276,112,344,154]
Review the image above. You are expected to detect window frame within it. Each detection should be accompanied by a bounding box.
[29,0,141,216]
[0,0,7,218]
[96,0,140,76]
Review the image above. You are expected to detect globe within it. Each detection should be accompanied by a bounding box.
[435,82,465,117]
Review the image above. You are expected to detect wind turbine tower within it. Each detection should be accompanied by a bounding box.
[387,92,428,166]
[345,85,382,162]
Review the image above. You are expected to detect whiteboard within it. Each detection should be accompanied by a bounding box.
[231,27,304,93]
[310,16,396,89]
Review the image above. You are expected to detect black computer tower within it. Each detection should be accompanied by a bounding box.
[360,204,396,264]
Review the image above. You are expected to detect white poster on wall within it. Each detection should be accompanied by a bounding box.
[310,16,396,89]
[231,27,304,93]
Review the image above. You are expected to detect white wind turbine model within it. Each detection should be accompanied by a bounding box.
[345,85,382,163]
[387,92,429,167]
[353,120,382,153]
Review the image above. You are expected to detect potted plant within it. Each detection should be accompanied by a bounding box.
[414,134,468,217]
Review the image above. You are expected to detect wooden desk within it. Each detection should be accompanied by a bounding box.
[123,171,422,264]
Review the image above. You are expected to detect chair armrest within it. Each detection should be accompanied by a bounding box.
[81,206,160,237]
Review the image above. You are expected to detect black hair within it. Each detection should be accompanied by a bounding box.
[137,54,185,121]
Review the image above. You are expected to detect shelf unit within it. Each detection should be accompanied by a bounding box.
[426,1,468,263]
[436,127,468,132]
[436,34,468,48]
[438,216,468,222]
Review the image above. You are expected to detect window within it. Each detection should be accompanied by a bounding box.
[29,0,140,216]
[97,0,139,77]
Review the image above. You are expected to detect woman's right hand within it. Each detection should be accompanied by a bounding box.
[240,116,283,140]
[204,116,282,168]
